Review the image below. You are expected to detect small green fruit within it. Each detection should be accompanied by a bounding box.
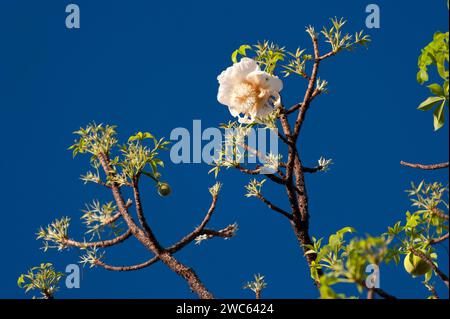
[403,252,431,277]
[157,182,172,197]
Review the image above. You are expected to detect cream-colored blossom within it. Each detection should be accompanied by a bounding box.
[217,58,283,123]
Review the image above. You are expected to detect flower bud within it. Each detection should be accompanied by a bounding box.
[157,182,172,197]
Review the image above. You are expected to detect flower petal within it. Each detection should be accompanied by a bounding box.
[254,103,274,119]
[267,75,283,93]
[217,58,259,106]
[246,70,283,93]
[229,58,259,81]
[217,81,234,106]
[228,107,240,117]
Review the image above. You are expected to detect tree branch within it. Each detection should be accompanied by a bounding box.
[63,229,132,248]
[400,161,449,170]
[256,193,293,220]
[303,165,323,173]
[432,208,449,221]
[285,89,321,115]
[97,152,214,299]
[132,177,162,248]
[165,195,218,252]
[372,287,397,299]
[318,50,337,61]
[96,224,234,272]
[410,248,449,288]
[201,226,237,240]
[293,35,321,139]
[429,233,449,245]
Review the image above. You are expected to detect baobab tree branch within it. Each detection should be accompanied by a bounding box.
[202,226,237,239]
[278,102,320,282]
[293,35,321,139]
[357,279,397,299]
[432,208,449,220]
[400,161,449,170]
[132,177,162,247]
[95,224,235,272]
[318,50,337,61]
[285,89,321,115]
[235,164,286,185]
[373,287,397,299]
[235,165,260,175]
[410,248,449,288]
[256,193,293,220]
[277,130,290,145]
[97,152,215,299]
[265,173,287,185]
[164,195,219,251]
[303,166,323,173]
[63,229,132,248]
[98,152,163,253]
[96,258,156,272]
[429,233,449,245]
[166,223,236,253]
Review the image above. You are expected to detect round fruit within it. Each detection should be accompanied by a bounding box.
[403,252,431,277]
[157,182,172,197]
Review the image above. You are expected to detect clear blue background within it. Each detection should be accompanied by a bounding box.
[0,0,448,299]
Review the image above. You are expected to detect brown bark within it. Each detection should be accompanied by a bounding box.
[64,229,132,248]
[97,152,214,299]
[400,161,449,170]
[432,208,449,221]
[429,233,449,245]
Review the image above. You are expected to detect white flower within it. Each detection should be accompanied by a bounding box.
[318,156,333,172]
[217,58,283,124]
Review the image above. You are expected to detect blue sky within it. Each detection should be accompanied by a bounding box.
[0,0,448,299]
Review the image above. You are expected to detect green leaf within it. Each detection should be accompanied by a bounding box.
[153,159,164,167]
[231,50,239,63]
[336,226,356,237]
[128,132,154,142]
[231,45,251,63]
[424,270,433,282]
[305,249,317,255]
[433,100,446,131]
[238,45,251,56]
[427,83,444,96]
[17,275,25,288]
[417,96,444,111]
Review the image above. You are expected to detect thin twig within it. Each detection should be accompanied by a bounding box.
[429,233,449,245]
[256,193,293,220]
